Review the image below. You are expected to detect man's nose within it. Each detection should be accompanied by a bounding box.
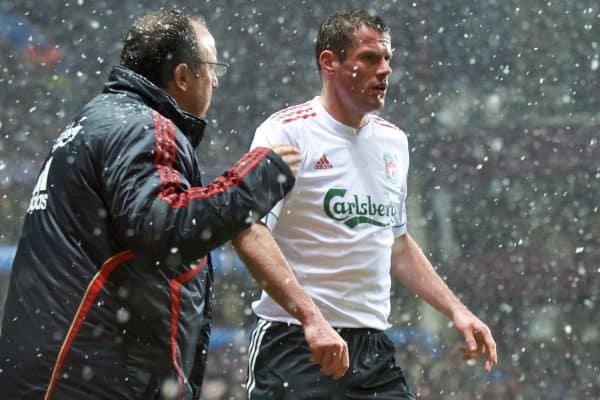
[378,59,392,76]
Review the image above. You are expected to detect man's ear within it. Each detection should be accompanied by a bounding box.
[319,50,339,75]
[172,63,191,91]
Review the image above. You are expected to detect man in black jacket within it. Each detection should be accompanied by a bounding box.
[0,9,347,399]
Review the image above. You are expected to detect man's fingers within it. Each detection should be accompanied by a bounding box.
[271,144,299,154]
[319,346,348,379]
[319,351,337,376]
[331,345,350,380]
[281,154,303,170]
[309,341,349,379]
[459,328,498,372]
[310,347,323,365]
[453,310,497,372]
[271,144,302,160]
[271,144,303,175]
[463,328,478,352]
[477,329,497,371]
[459,346,478,359]
[303,319,349,379]
[485,359,493,372]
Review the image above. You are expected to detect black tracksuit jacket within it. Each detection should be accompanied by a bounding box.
[0,66,294,399]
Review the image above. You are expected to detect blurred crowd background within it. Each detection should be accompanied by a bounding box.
[0,1,598,399]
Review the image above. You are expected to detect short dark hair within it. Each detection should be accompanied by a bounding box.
[315,9,390,71]
[120,9,206,88]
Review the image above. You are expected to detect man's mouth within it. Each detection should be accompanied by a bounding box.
[373,83,388,96]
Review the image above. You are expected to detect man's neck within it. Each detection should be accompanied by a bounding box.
[319,89,368,129]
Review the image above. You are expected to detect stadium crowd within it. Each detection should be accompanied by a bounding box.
[0,1,598,399]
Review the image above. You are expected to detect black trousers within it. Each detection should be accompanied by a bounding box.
[245,318,416,400]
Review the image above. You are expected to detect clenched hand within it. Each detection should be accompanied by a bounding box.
[303,314,349,380]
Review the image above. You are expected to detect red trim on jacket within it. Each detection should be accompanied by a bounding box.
[153,112,181,190]
[44,250,135,400]
[169,257,208,400]
[152,112,272,208]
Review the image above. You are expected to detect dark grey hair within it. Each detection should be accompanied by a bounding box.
[120,9,206,88]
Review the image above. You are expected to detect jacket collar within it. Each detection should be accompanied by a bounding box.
[103,65,207,148]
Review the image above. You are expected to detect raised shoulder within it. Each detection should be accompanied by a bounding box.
[268,101,317,125]
[371,114,402,131]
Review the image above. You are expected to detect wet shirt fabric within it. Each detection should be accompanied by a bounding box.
[0,66,295,399]
[250,97,409,331]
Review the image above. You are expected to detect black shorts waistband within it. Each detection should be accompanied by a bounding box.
[256,318,385,337]
[335,327,384,336]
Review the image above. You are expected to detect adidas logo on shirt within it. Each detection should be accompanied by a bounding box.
[314,154,333,169]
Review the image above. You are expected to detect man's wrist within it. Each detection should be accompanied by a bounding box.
[449,302,470,319]
[294,300,321,326]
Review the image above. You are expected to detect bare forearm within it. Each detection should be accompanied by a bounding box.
[392,234,498,371]
[233,223,350,378]
[231,223,321,324]
[391,234,466,318]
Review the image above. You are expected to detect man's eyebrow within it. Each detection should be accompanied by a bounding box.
[359,48,392,57]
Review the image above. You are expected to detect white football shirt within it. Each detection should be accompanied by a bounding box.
[250,97,409,330]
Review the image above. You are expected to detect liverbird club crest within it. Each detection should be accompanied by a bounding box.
[383,153,399,184]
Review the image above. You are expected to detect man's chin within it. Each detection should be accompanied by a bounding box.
[372,96,386,110]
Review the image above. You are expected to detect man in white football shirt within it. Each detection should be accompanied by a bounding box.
[233,9,497,400]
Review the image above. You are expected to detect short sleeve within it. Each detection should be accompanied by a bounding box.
[391,200,407,237]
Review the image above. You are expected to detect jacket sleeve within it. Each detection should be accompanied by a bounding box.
[99,112,295,265]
